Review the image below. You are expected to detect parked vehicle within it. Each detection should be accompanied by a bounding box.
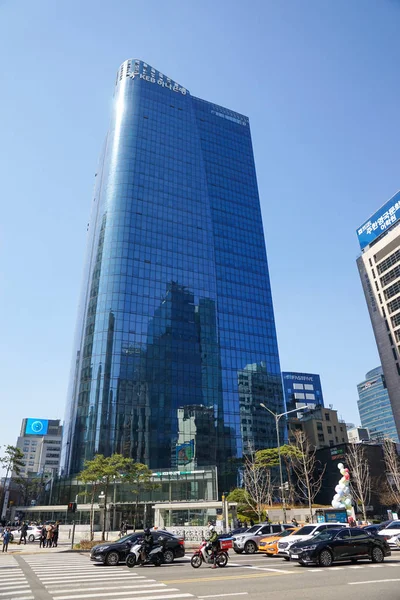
[277,522,349,560]
[385,533,400,550]
[233,523,293,554]
[190,540,230,568]
[289,527,391,566]
[126,540,164,567]
[258,528,297,555]
[218,527,248,540]
[378,520,400,540]
[90,530,185,566]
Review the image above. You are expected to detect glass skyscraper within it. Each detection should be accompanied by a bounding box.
[357,366,399,443]
[61,59,284,489]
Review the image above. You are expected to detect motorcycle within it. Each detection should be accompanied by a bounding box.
[126,541,164,567]
[190,540,229,568]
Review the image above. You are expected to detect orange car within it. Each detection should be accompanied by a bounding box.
[258,527,299,555]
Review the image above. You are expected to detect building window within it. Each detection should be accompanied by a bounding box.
[327,426,332,434]
[325,413,330,421]
[318,433,325,442]
[293,384,304,390]
[329,440,334,446]
[317,422,323,431]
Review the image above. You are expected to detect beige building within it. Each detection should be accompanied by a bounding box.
[288,407,348,450]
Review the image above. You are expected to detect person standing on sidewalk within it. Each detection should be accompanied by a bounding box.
[18,522,28,545]
[39,525,47,548]
[45,524,53,548]
[52,522,59,547]
[2,528,11,552]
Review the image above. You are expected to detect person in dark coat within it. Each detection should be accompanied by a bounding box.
[18,523,28,545]
[39,525,47,548]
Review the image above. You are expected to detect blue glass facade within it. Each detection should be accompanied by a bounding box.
[281,372,324,412]
[61,60,284,489]
[357,366,399,443]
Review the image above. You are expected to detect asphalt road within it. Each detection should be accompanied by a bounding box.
[1,548,399,600]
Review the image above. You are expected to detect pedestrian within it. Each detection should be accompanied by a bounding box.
[250,519,254,527]
[291,518,298,527]
[243,520,248,528]
[2,528,11,552]
[120,520,126,537]
[18,522,28,545]
[46,524,53,548]
[52,522,59,547]
[39,525,47,549]
[237,519,242,527]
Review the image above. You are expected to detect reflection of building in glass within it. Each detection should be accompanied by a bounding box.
[281,372,324,413]
[238,363,283,454]
[357,366,399,443]
[61,59,284,489]
[176,404,216,469]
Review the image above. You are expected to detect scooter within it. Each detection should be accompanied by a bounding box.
[126,541,164,567]
[190,541,229,568]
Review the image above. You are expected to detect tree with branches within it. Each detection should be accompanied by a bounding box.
[292,430,325,521]
[0,445,25,517]
[242,449,272,522]
[382,439,400,510]
[345,443,371,522]
[124,462,155,530]
[256,445,301,507]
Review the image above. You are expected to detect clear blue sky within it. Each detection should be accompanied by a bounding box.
[1,0,399,456]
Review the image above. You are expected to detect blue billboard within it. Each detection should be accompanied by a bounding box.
[357,191,400,250]
[25,418,49,436]
[282,372,324,412]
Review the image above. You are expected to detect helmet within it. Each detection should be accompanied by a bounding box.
[209,525,215,532]
[144,528,151,535]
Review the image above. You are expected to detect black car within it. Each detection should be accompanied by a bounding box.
[289,527,391,567]
[90,530,185,566]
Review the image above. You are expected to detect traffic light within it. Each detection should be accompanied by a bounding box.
[67,502,77,513]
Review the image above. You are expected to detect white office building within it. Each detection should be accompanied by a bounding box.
[357,191,400,441]
[15,418,63,477]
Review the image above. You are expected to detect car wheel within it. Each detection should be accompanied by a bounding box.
[126,554,136,568]
[318,549,333,567]
[244,541,257,554]
[163,549,174,564]
[191,554,202,568]
[105,551,120,566]
[28,535,35,542]
[216,553,228,568]
[234,548,243,554]
[371,547,384,563]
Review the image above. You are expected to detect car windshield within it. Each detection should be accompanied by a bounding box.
[115,533,139,544]
[294,526,315,536]
[311,530,339,541]
[246,526,261,533]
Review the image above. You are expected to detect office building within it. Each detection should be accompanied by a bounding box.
[357,191,400,441]
[281,372,324,413]
[16,419,62,477]
[288,407,348,450]
[356,366,399,443]
[61,59,284,488]
[347,427,370,443]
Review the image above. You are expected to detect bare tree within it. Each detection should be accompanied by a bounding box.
[292,430,325,522]
[382,439,400,510]
[243,450,272,522]
[345,443,371,522]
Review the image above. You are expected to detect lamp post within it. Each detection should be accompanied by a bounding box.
[259,403,308,522]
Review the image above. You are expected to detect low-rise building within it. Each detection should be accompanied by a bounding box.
[288,407,348,449]
[15,418,62,477]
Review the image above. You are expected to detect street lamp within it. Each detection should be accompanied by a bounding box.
[259,403,308,522]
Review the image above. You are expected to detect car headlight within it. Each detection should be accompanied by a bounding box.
[300,545,317,551]
[95,546,110,552]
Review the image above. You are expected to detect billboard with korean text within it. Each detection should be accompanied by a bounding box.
[357,191,400,250]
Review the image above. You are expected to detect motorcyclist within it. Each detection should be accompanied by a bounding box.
[141,527,154,563]
[207,525,219,569]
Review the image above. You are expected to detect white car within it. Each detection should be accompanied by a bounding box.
[378,520,400,540]
[17,525,42,542]
[277,522,349,560]
[385,534,400,550]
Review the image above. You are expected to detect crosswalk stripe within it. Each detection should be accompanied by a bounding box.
[0,591,32,597]
[55,594,193,600]
[38,575,146,582]
[0,586,30,592]
[49,584,167,594]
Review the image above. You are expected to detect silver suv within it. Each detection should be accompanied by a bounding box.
[233,523,293,554]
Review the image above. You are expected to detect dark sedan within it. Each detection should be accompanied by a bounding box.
[90,530,185,566]
[289,527,391,567]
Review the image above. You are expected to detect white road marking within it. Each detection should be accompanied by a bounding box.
[0,586,30,592]
[306,569,322,572]
[0,591,33,597]
[229,563,292,573]
[349,566,364,569]
[55,594,193,600]
[38,574,145,581]
[370,564,384,567]
[49,584,167,594]
[348,578,400,585]
[198,594,248,599]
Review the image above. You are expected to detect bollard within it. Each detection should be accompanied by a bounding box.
[71,522,76,549]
